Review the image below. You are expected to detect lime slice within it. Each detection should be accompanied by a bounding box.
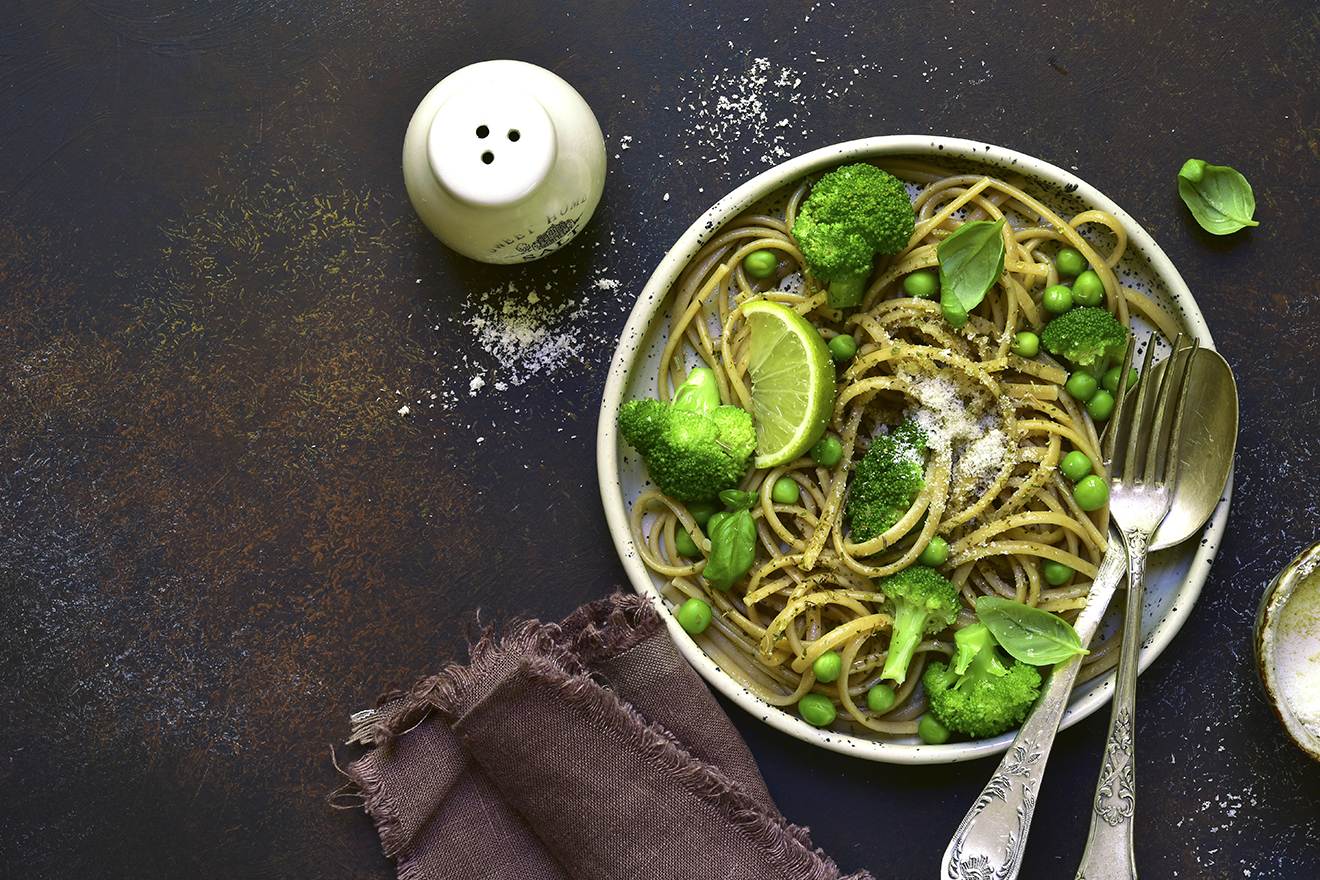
[742,300,836,468]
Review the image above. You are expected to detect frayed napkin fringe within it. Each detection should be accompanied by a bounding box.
[363,592,660,750]
[512,653,868,880]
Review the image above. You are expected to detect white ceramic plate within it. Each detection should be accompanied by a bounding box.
[597,135,1232,764]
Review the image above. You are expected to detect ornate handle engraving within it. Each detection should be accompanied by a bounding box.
[1074,528,1148,880]
[942,537,1127,880]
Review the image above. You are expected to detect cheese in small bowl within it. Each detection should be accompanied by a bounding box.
[1256,541,1320,761]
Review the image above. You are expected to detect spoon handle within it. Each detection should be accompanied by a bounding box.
[941,537,1126,880]
[1074,532,1149,880]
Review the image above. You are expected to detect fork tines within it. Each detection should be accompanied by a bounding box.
[1103,333,1200,489]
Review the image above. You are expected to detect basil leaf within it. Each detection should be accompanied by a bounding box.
[704,509,757,590]
[718,489,758,511]
[936,218,1007,328]
[1177,159,1259,235]
[975,595,1087,665]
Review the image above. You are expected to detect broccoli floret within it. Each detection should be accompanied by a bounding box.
[791,163,917,308]
[618,367,756,504]
[1039,306,1130,377]
[876,564,960,684]
[922,623,1042,739]
[846,420,928,543]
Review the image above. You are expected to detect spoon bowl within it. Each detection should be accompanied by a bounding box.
[1151,347,1238,550]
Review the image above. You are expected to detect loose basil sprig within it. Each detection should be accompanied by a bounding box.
[936,218,1007,328]
[975,595,1087,665]
[703,490,758,591]
[1177,159,1259,235]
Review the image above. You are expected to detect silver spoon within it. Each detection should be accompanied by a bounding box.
[941,347,1238,880]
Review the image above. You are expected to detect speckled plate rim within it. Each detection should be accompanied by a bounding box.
[597,135,1232,765]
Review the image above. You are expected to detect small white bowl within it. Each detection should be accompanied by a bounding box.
[1255,542,1320,762]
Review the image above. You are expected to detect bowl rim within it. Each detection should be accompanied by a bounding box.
[597,134,1230,765]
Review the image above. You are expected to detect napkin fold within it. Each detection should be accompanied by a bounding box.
[339,591,874,880]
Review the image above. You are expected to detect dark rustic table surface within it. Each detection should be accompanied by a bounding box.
[4,1,1319,878]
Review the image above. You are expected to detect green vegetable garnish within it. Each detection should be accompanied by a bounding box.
[1011,331,1040,358]
[743,249,779,278]
[937,218,1007,328]
[617,367,755,503]
[1040,306,1129,378]
[810,435,843,467]
[975,595,1088,666]
[812,651,843,683]
[791,163,917,309]
[1071,270,1105,307]
[1059,450,1094,483]
[866,683,897,713]
[1073,474,1110,511]
[922,622,1043,738]
[876,564,961,684]
[1055,246,1087,276]
[675,597,713,634]
[798,693,838,727]
[845,420,928,543]
[702,490,758,591]
[1177,158,1259,235]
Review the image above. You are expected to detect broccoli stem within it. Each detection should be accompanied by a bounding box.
[881,602,928,683]
[826,275,868,309]
[672,367,721,415]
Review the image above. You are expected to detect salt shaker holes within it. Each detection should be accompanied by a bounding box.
[474,126,522,164]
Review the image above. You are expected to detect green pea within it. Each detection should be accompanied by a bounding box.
[674,528,699,557]
[1086,389,1115,421]
[1056,247,1088,277]
[866,683,897,713]
[1102,366,1139,394]
[1072,270,1105,307]
[1042,559,1074,586]
[828,333,858,362]
[811,436,843,468]
[743,249,778,279]
[675,597,713,634]
[1060,450,1094,483]
[812,651,843,683]
[1042,284,1074,314]
[798,693,837,727]
[918,713,951,744]
[1065,371,1098,402]
[918,535,951,567]
[1074,475,1110,511]
[902,270,939,299]
[769,477,801,505]
[1011,331,1040,358]
[687,500,719,529]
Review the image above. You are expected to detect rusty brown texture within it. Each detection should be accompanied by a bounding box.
[4,1,1320,878]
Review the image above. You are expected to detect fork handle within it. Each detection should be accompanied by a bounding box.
[1074,529,1150,880]
[941,538,1127,880]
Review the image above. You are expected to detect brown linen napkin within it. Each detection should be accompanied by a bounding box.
[339,591,874,880]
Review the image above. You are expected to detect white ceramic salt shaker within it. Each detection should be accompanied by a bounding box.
[402,60,607,264]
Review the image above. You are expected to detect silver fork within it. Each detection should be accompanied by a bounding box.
[940,335,1197,880]
[1074,334,1198,880]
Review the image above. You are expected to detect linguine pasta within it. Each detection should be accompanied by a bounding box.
[627,158,1176,739]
